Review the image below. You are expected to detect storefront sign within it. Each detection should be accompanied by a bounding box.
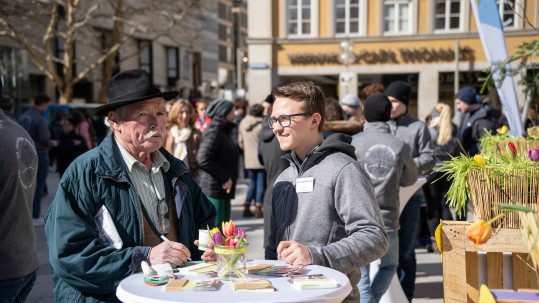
[288,47,475,65]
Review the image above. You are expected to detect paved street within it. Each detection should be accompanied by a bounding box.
[27,170,443,302]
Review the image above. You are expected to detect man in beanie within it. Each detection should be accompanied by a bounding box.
[266,81,388,303]
[455,86,497,155]
[196,99,240,227]
[45,69,216,302]
[352,93,417,303]
[385,80,434,301]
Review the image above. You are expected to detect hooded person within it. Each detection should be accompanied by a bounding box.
[196,98,240,228]
[352,92,418,303]
[385,80,434,301]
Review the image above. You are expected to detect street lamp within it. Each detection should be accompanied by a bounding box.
[338,40,356,71]
[337,40,358,99]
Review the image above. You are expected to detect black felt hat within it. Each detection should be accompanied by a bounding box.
[95,69,178,116]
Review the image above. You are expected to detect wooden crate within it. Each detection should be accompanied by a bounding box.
[442,221,539,303]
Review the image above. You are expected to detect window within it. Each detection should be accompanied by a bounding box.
[434,0,462,31]
[55,38,76,76]
[166,47,179,87]
[496,0,516,28]
[335,0,361,35]
[287,0,313,36]
[138,40,152,78]
[383,0,411,34]
[101,30,120,75]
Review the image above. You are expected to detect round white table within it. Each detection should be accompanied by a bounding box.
[116,260,352,303]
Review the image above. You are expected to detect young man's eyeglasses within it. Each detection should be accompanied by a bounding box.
[268,112,311,129]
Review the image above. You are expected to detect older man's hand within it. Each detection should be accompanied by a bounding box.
[149,241,191,266]
[194,239,217,262]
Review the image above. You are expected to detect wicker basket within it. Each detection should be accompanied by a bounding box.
[467,167,539,228]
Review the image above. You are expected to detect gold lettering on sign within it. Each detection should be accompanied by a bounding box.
[288,47,475,65]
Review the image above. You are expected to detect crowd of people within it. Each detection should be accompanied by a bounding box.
[4,67,537,303]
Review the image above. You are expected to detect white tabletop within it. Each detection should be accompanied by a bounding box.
[116,260,352,303]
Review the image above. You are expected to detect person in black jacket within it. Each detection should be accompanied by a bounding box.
[56,117,88,176]
[455,86,498,156]
[196,99,240,227]
[258,94,289,247]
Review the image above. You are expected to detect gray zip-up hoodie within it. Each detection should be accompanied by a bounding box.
[352,122,418,230]
[388,112,435,196]
[265,133,388,303]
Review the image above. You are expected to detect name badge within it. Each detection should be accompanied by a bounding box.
[296,177,314,193]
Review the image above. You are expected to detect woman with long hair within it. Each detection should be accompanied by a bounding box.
[164,99,202,179]
[424,103,460,252]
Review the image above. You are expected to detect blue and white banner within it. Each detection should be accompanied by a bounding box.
[469,0,524,136]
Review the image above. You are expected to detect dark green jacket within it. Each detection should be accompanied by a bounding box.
[45,134,215,302]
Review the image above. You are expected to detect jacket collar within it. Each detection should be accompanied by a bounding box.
[364,121,390,133]
[94,133,187,182]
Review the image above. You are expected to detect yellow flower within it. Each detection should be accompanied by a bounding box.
[496,125,509,136]
[474,154,486,165]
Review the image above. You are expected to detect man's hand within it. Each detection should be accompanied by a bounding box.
[195,240,217,262]
[276,240,312,266]
[149,241,191,266]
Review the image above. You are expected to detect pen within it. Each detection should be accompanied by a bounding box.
[160,235,193,262]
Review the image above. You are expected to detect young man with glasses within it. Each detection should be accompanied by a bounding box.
[45,69,217,302]
[264,81,388,303]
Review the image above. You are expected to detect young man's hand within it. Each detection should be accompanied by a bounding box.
[277,240,312,266]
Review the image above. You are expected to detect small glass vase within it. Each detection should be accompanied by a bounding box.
[214,244,248,280]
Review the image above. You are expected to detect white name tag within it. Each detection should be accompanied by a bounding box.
[296,177,314,193]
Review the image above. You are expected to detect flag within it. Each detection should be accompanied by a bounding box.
[469,0,524,136]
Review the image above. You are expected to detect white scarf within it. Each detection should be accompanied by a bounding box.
[170,125,192,163]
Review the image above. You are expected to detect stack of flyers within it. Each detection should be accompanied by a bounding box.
[183,279,222,291]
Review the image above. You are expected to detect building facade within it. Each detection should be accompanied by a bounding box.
[0,0,248,109]
[247,0,538,119]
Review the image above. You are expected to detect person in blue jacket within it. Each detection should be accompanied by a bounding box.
[45,69,216,302]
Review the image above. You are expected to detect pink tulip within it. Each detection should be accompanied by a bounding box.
[236,228,245,238]
[212,232,223,245]
[529,148,539,162]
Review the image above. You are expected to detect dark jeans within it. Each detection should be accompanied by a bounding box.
[245,169,266,204]
[0,269,37,303]
[34,153,49,218]
[398,194,424,302]
[424,171,454,235]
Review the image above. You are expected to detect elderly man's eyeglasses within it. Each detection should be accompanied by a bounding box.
[268,112,311,129]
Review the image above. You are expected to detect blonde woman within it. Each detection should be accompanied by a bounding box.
[164,99,202,179]
[424,103,460,251]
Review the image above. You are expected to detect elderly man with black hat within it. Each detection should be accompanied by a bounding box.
[196,98,240,228]
[45,69,217,302]
[385,80,434,302]
[455,86,498,156]
[352,93,417,303]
